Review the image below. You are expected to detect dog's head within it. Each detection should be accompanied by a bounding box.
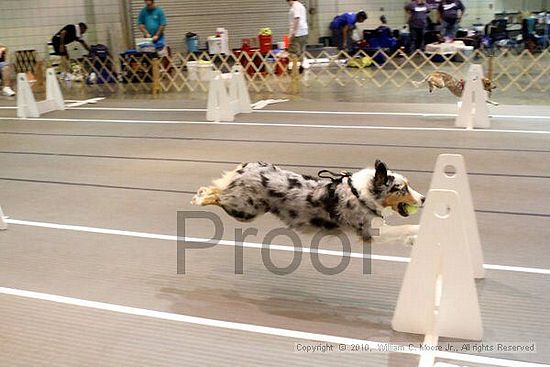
[354,160,425,217]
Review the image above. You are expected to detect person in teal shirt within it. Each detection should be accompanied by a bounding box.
[138,0,167,49]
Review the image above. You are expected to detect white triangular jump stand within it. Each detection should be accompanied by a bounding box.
[0,205,7,230]
[206,66,252,122]
[392,189,483,342]
[430,154,485,279]
[393,154,485,350]
[455,64,490,129]
[17,68,64,118]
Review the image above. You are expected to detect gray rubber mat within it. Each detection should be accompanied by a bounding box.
[0,100,549,366]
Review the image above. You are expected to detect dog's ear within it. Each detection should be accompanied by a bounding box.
[374,160,388,187]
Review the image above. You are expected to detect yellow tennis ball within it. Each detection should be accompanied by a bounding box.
[405,204,419,215]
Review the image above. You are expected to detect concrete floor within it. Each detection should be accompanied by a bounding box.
[0,97,549,366]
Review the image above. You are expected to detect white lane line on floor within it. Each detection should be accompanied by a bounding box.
[1,116,550,135]
[258,110,550,120]
[0,286,544,367]
[6,218,550,276]
[3,105,550,120]
[73,106,457,118]
[59,106,550,120]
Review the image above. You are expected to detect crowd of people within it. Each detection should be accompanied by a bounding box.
[405,0,466,51]
[0,0,469,96]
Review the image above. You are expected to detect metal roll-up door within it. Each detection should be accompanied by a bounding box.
[129,0,292,52]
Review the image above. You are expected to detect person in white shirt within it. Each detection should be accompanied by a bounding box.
[0,44,15,96]
[287,0,308,60]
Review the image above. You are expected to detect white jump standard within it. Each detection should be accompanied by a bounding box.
[389,154,485,367]
[0,205,7,230]
[455,64,491,129]
[17,67,64,118]
[206,66,252,122]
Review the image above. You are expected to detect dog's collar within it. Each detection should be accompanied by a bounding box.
[317,170,382,217]
[347,177,382,217]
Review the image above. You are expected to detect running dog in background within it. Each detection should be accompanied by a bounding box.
[413,71,499,105]
[191,161,425,242]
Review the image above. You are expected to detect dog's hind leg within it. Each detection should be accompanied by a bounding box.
[191,164,246,206]
[191,186,222,206]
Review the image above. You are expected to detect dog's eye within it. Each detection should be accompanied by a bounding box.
[389,185,401,193]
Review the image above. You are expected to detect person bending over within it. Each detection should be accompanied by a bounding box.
[51,23,90,80]
[329,10,368,52]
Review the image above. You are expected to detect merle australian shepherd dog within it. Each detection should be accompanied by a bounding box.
[191,160,425,241]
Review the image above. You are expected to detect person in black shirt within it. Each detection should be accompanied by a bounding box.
[51,23,90,79]
[438,0,465,39]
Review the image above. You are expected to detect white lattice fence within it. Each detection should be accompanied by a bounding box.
[54,48,549,95]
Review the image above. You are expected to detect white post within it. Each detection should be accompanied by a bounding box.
[392,189,483,341]
[430,154,484,278]
[46,68,64,110]
[232,66,252,114]
[455,64,490,129]
[207,68,251,122]
[206,71,221,122]
[17,67,64,118]
[17,73,39,118]
[206,71,234,122]
[0,205,7,230]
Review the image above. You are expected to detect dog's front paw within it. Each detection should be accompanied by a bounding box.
[190,187,208,205]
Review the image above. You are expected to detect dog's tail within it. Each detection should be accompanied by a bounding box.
[411,75,430,88]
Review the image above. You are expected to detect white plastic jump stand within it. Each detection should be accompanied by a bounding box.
[455,64,490,129]
[393,154,486,367]
[17,68,64,118]
[0,205,7,230]
[429,154,485,279]
[392,190,483,366]
[206,66,252,122]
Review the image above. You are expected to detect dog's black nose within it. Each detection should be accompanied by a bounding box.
[421,196,426,205]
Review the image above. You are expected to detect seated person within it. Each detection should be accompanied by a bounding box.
[377,15,392,36]
[0,43,15,96]
[51,23,91,80]
[373,16,397,52]
[138,0,168,56]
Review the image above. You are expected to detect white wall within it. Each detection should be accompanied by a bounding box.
[0,0,126,58]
